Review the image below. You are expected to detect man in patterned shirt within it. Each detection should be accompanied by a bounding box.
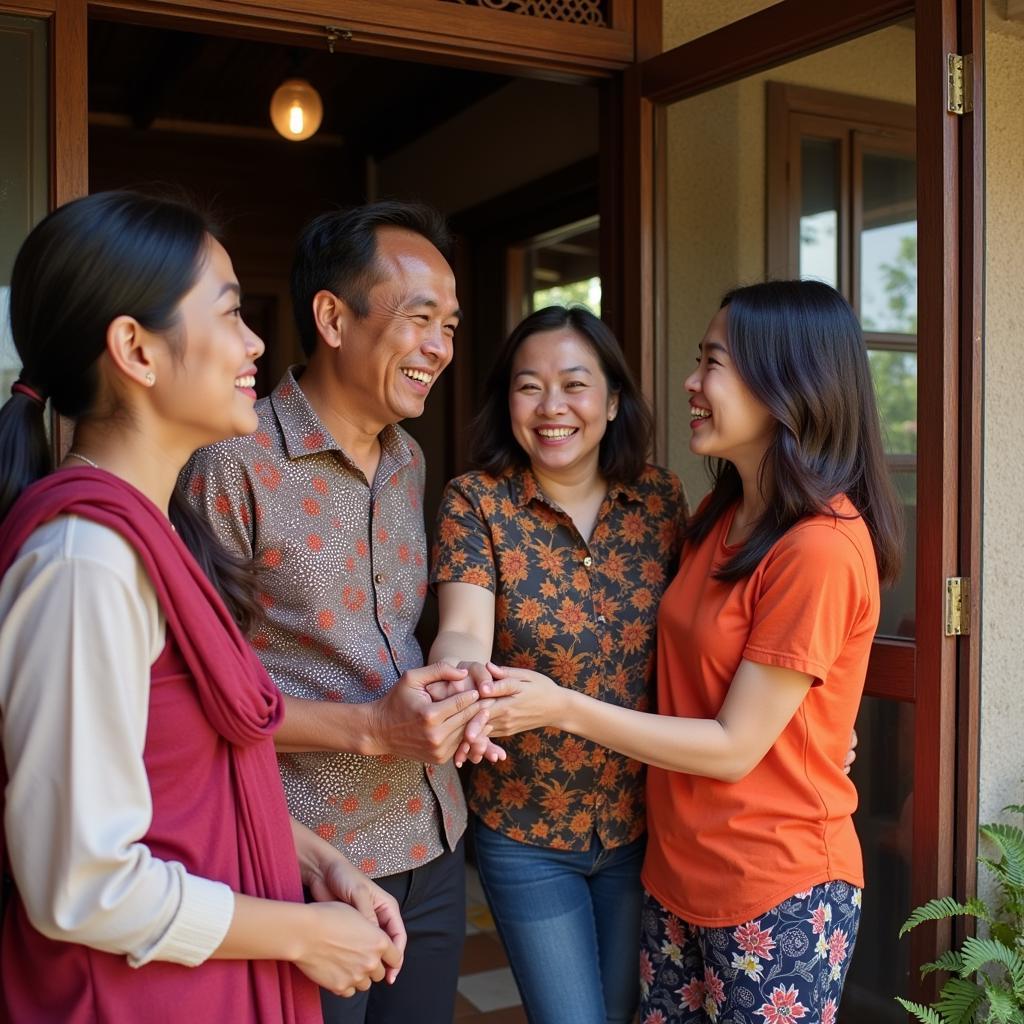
[181,202,486,1024]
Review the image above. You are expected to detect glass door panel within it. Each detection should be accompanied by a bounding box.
[856,136,918,640]
[0,13,49,395]
[845,696,915,1021]
[857,145,917,336]
[770,89,918,647]
[798,137,841,288]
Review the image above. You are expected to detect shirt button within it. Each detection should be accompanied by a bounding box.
[583,556,593,567]
[375,573,383,583]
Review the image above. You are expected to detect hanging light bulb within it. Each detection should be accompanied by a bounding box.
[269,78,323,141]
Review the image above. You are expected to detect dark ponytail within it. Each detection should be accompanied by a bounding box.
[0,189,263,632]
[0,387,50,522]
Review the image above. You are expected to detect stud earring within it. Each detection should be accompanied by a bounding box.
[145,372,155,386]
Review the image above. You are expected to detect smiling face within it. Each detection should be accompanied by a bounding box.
[508,327,618,484]
[333,226,459,430]
[153,236,265,449]
[684,306,776,477]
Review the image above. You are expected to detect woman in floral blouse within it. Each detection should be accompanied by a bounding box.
[429,306,685,1024]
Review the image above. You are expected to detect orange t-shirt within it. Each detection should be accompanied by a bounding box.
[641,496,879,927]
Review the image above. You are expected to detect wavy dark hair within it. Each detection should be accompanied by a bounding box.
[290,199,452,357]
[470,305,652,485]
[0,189,264,632]
[684,280,903,586]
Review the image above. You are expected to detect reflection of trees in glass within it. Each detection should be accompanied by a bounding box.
[868,350,917,455]
[532,277,601,315]
[799,212,839,289]
[862,234,917,455]
[862,235,917,333]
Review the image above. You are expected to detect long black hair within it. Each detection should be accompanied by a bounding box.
[470,305,653,485]
[0,189,264,631]
[684,280,903,585]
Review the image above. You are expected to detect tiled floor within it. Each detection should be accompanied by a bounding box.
[456,865,527,1023]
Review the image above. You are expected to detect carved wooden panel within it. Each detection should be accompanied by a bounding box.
[439,0,608,28]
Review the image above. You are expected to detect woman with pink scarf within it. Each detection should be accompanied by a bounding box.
[0,191,405,1023]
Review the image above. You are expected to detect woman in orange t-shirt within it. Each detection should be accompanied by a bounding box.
[474,280,903,1022]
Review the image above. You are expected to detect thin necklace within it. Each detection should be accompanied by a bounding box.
[65,451,178,533]
[66,451,100,469]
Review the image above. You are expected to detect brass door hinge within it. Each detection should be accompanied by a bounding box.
[945,576,971,636]
[947,53,974,115]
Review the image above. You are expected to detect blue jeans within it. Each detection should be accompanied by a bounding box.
[471,815,644,1024]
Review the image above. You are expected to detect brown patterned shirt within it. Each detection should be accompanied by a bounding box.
[431,465,685,851]
[182,368,466,877]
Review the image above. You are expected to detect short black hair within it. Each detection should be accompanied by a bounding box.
[469,305,652,485]
[290,200,452,357]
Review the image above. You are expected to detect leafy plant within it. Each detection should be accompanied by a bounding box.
[898,805,1024,1024]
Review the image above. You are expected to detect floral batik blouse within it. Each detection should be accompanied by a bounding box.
[431,465,686,851]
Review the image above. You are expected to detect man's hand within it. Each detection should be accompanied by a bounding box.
[365,661,486,764]
[424,661,508,768]
[843,727,858,775]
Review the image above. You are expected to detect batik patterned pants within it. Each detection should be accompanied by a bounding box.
[639,881,862,1023]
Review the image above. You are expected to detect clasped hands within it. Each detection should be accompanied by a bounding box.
[401,661,858,775]
[422,661,559,768]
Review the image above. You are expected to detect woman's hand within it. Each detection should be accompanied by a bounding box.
[213,892,401,996]
[292,819,407,983]
[295,900,403,996]
[470,662,565,737]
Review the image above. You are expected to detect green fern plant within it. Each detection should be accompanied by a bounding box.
[897,805,1024,1024]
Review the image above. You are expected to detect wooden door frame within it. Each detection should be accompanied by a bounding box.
[621,0,982,1003]
[87,0,639,78]
[954,0,983,931]
[1,0,88,205]
[2,0,88,453]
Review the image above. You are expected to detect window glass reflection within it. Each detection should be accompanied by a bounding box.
[0,14,49,395]
[860,151,917,335]
[799,138,840,288]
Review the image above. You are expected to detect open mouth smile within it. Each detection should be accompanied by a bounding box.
[401,368,434,387]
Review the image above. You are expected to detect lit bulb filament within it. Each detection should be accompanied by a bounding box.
[289,102,304,135]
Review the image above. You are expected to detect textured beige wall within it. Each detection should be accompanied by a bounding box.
[978,2,1024,830]
[664,0,782,50]
[661,24,915,504]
